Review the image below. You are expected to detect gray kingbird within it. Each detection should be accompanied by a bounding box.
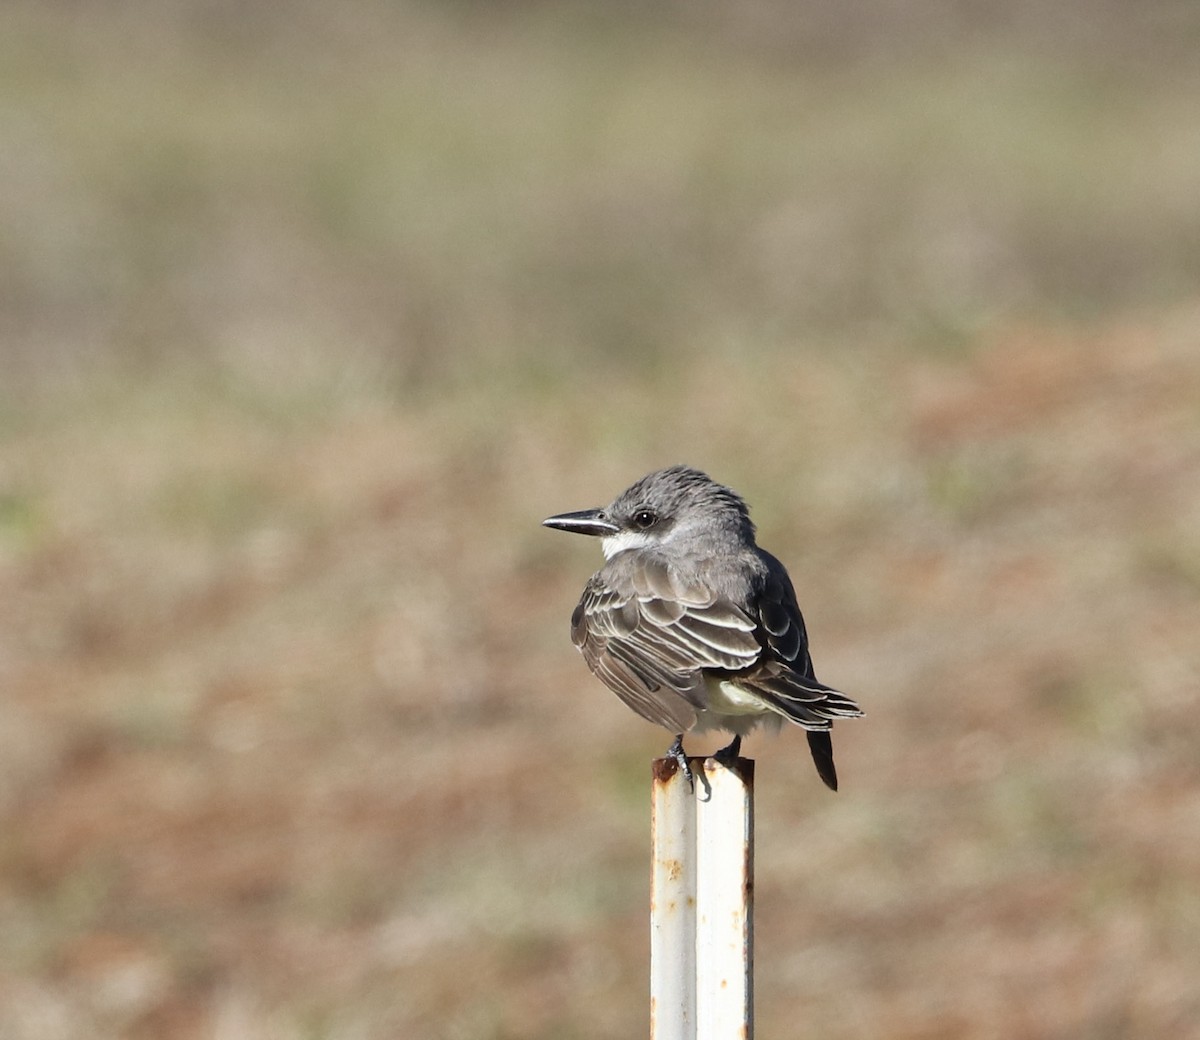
[543,465,862,789]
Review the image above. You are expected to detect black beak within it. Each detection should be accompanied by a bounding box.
[542,508,619,537]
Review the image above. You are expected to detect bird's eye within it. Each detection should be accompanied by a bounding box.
[633,509,657,530]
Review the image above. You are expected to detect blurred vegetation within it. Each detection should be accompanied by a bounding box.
[3,0,1200,409]
[1,2,1199,1038]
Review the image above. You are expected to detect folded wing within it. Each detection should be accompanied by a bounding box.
[571,555,761,731]
[732,554,863,727]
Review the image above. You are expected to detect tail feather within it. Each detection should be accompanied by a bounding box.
[806,730,839,791]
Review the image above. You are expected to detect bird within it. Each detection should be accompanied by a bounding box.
[543,465,861,789]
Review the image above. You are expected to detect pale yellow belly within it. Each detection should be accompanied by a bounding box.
[705,678,769,716]
[693,677,782,736]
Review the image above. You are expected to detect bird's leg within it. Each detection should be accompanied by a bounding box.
[666,733,693,790]
[714,733,742,762]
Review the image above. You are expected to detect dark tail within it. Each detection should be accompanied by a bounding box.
[807,730,838,791]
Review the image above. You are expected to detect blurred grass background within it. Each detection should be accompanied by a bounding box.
[2,1,1199,1037]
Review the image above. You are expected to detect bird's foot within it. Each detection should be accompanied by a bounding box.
[666,734,693,790]
[713,733,742,763]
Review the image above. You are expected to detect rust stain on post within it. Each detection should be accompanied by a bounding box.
[652,756,681,784]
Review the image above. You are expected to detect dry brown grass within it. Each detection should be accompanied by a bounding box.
[3,323,1199,1038]
[2,2,1200,1037]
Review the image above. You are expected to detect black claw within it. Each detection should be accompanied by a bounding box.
[714,734,742,762]
[667,734,693,790]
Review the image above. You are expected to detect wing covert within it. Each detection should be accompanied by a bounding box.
[570,558,762,731]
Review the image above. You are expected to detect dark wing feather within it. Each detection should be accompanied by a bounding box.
[709,552,862,791]
[571,558,761,732]
[726,552,864,728]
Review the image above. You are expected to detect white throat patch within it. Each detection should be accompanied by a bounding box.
[601,529,657,560]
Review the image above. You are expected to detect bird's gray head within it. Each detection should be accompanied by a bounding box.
[543,465,756,560]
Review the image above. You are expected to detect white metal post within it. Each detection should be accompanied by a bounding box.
[651,757,696,1040]
[695,757,754,1040]
[651,755,754,1040]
